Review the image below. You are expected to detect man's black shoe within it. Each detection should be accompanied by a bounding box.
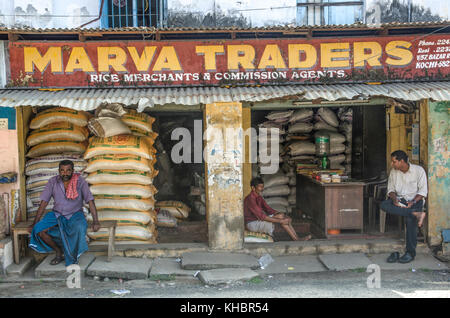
[398,252,415,263]
[387,252,400,263]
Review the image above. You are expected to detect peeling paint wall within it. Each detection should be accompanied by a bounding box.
[427,101,450,246]
[204,102,244,250]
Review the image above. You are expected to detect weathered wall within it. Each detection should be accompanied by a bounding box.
[427,101,450,246]
[0,107,19,239]
[204,102,244,250]
[0,0,100,29]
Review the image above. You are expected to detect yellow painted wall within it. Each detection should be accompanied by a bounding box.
[386,104,414,171]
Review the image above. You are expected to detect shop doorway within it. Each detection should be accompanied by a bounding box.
[150,111,208,243]
[249,103,395,240]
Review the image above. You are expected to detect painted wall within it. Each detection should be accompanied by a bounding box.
[0,107,19,239]
[0,0,100,29]
[427,101,450,246]
[204,102,244,250]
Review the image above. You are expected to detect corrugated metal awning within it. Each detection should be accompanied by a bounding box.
[0,82,449,111]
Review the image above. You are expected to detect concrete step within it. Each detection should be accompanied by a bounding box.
[181,252,260,270]
[257,255,327,274]
[149,258,198,279]
[86,256,152,280]
[6,257,34,277]
[197,268,259,285]
[34,253,96,279]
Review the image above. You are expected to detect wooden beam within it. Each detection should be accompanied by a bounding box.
[15,107,27,222]
[419,99,428,170]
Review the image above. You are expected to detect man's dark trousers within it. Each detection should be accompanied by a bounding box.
[380,199,424,256]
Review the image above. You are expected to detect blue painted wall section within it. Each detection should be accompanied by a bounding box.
[0,107,16,130]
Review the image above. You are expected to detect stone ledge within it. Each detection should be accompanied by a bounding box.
[181,252,260,270]
[85,239,430,259]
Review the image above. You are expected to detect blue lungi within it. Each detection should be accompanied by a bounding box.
[29,211,88,266]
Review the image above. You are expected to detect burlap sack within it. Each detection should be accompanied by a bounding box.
[88,117,131,137]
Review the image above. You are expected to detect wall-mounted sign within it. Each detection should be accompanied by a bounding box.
[0,107,15,129]
[0,118,8,130]
[8,35,450,88]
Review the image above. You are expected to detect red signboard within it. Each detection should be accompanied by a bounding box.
[8,34,450,88]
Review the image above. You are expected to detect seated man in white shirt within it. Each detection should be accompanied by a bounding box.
[380,150,427,264]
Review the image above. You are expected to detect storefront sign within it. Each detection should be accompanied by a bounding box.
[8,35,450,87]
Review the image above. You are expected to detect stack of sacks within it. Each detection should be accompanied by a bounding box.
[257,110,292,175]
[282,162,297,214]
[25,107,90,219]
[313,108,346,170]
[278,109,315,163]
[284,108,315,164]
[286,140,316,161]
[155,201,190,228]
[338,107,353,175]
[85,107,159,243]
[261,171,291,214]
[286,109,314,141]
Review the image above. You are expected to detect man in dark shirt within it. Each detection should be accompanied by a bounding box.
[244,177,310,241]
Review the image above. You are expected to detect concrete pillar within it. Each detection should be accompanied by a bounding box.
[427,101,450,246]
[242,107,252,199]
[204,102,244,250]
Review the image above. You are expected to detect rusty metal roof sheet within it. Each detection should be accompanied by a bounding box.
[0,21,448,34]
[0,82,449,111]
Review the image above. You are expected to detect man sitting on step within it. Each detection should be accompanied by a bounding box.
[244,177,311,241]
[381,150,427,264]
[28,160,101,266]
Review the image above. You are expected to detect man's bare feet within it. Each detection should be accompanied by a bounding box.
[299,234,312,241]
[413,212,426,227]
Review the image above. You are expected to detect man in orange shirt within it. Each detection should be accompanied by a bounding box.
[244,177,311,241]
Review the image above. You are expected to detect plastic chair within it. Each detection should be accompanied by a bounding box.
[366,177,387,231]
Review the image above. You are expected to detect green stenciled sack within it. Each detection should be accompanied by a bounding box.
[30,107,89,129]
[86,210,156,226]
[89,183,157,199]
[85,170,157,185]
[93,196,155,212]
[85,154,154,173]
[84,135,155,160]
[26,140,87,158]
[244,231,274,243]
[88,224,157,242]
[27,122,89,146]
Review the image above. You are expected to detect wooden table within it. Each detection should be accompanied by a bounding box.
[296,174,365,238]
